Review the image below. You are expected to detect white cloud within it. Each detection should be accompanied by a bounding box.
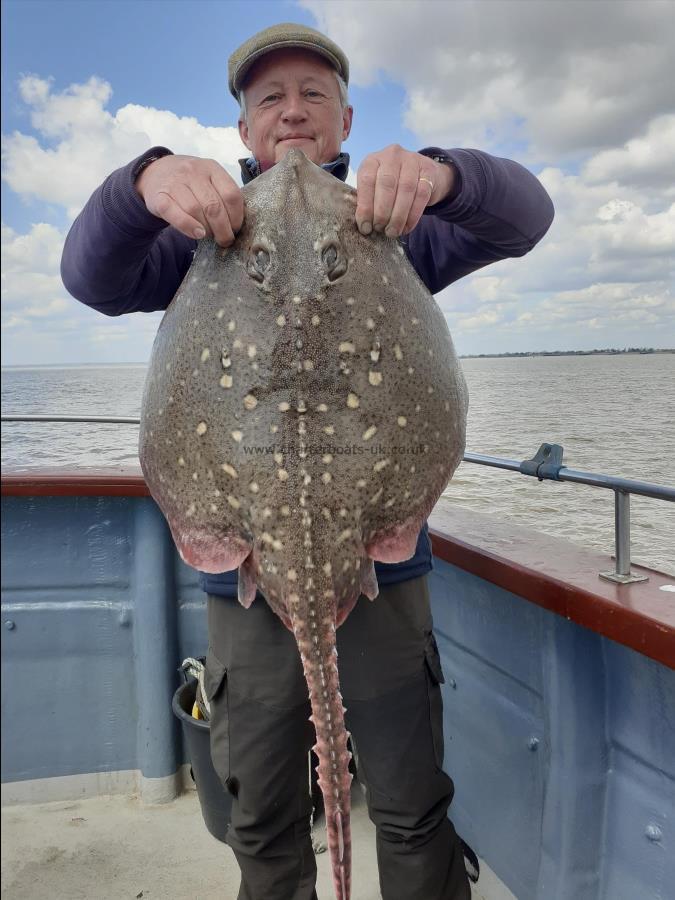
[455,309,503,332]
[1,75,250,364]
[303,0,675,165]
[443,279,673,344]
[1,220,163,363]
[1,222,67,320]
[300,0,675,353]
[539,281,673,326]
[2,75,247,218]
[592,199,675,258]
[471,276,504,303]
[433,164,674,350]
[583,115,675,194]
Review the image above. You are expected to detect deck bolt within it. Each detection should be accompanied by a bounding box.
[4,620,15,630]
[645,824,662,842]
[118,612,131,627]
[448,678,457,689]
[528,737,539,751]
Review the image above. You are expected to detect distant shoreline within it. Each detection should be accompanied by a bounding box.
[2,349,673,369]
[460,348,674,359]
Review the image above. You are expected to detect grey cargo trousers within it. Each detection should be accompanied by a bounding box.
[204,575,470,900]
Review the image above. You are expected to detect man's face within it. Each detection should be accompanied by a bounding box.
[238,48,353,170]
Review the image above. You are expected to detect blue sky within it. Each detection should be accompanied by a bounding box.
[1,1,414,177]
[2,0,673,364]
[1,0,414,234]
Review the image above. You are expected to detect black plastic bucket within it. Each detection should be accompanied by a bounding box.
[171,678,232,842]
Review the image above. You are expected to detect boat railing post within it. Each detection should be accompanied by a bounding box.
[616,490,631,577]
[600,489,649,584]
[132,498,182,801]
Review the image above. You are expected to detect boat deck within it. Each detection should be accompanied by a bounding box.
[1,785,510,899]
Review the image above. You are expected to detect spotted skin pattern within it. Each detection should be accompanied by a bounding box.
[139,149,467,900]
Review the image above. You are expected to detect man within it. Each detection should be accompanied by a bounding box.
[61,23,554,900]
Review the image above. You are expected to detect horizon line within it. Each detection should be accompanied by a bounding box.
[2,347,674,370]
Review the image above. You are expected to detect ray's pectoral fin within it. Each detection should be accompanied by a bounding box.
[170,522,252,576]
[359,558,379,601]
[237,551,259,609]
[365,514,422,564]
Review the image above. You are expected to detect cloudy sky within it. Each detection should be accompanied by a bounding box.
[2,0,674,365]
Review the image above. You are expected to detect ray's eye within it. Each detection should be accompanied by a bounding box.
[322,243,348,281]
[248,246,271,283]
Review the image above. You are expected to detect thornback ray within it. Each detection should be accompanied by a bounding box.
[139,148,468,900]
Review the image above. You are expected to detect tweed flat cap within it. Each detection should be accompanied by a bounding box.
[228,23,349,100]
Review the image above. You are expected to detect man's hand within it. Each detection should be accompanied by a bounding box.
[136,155,245,247]
[355,145,455,238]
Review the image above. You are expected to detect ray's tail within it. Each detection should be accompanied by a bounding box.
[291,611,352,900]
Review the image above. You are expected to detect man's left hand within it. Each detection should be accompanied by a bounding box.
[355,145,455,238]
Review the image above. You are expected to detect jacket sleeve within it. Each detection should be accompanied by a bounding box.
[403,147,555,294]
[60,147,197,316]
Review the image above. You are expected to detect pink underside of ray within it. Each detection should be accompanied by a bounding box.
[237,553,258,608]
[365,513,423,563]
[172,525,251,574]
[358,558,379,601]
[336,587,361,628]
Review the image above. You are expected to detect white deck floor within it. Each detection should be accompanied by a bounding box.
[2,785,513,899]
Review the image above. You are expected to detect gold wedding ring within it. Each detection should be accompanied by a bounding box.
[418,175,434,191]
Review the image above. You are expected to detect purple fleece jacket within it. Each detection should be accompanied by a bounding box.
[61,145,554,599]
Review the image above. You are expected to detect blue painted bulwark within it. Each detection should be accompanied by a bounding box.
[2,492,674,900]
[2,496,138,782]
[429,561,675,900]
[1,494,208,787]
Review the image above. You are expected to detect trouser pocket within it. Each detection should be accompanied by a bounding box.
[423,630,446,770]
[204,649,230,788]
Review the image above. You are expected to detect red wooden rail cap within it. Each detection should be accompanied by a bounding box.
[3,468,674,668]
[429,502,674,669]
[1,467,150,497]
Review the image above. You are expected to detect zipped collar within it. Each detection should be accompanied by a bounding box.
[238,152,350,185]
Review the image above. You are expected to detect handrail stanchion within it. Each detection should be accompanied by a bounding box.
[600,489,648,584]
[616,491,631,577]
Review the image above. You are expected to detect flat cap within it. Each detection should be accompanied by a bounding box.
[228,22,349,101]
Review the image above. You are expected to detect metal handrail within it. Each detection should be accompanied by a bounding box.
[3,418,673,584]
[463,447,673,584]
[2,415,141,425]
[464,451,674,502]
